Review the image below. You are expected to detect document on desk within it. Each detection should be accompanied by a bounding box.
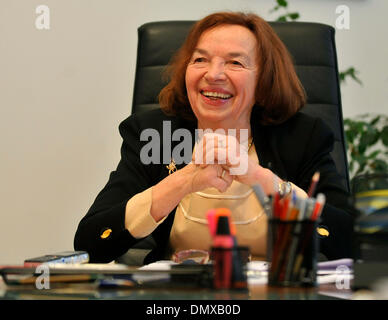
[247,261,269,285]
[132,260,178,283]
[316,258,353,285]
[47,263,130,271]
[246,259,354,285]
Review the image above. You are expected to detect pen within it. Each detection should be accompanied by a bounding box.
[273,192,281,218]
[311,193,326,221]
[252,183,272,217]
[277,198,301,282]
[307,171,320,197]
[284,197,306,283]
[291,200,318,282]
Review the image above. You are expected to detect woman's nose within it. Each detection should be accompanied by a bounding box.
[204,61,226,82]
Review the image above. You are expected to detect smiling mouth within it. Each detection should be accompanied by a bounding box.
[200,90,233,100]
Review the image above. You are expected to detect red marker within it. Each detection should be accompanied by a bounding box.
[213,216,234,289]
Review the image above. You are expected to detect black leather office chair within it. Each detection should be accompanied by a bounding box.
[118,20,350,265]
[132,20,350,189]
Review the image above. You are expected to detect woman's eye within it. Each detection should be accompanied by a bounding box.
[229,60,243,67]
[193,57,206,63]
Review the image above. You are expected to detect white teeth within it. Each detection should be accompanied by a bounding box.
[201,91,232,99]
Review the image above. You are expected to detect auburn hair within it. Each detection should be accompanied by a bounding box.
[158,12,306,125]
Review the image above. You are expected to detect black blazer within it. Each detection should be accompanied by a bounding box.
[74,107,355,263]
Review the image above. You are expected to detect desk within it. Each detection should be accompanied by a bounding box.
[0,278,352,300]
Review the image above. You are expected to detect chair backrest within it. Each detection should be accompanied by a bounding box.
[132,20,350,191]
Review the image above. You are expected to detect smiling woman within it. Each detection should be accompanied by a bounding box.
[74,12,356,264]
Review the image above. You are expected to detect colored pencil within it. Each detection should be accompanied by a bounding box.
[307,172,320,197]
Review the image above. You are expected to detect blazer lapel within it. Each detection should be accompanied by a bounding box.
[250,106,288,180]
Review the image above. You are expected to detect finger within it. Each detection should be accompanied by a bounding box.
[216,165,224,178]
[222,169,233,184]
[207,147,242,169]
[197,133,245,167]
[221,166,235,182]
[213,177,229,193]
[197,133,228,165]
[193,136,207,164]
[204,145,228,165]
[201,133,227,163]
[216,167,232,189]
[204,141,245,167]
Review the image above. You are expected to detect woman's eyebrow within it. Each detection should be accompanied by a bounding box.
[227,52,250,62]
[193,48,250,61]
[193,48,208,56]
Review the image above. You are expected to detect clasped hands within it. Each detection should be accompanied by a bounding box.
[189,132,275,194]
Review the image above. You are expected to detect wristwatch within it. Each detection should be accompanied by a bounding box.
[279,181,292,197]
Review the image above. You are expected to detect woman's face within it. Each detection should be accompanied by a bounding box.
[185,24,258,130]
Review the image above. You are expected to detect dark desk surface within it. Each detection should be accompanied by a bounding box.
[0,279,353,300]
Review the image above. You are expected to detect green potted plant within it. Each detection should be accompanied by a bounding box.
[344,114,388,180]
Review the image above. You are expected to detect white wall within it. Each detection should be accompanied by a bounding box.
[0,0,386,264]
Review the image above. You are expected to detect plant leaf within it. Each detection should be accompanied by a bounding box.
[269,5,280,13]
[373,159,388,172]
[382,125,388,146]
[362,126,379,147]
[289,12,300,20]
[366,150,380,159]
[277,0,288,7]
[370,115,380,126]
[339,67,362,85]
[277,15,288,22]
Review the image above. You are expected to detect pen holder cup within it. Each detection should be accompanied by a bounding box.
[210,246,250,290]
[267,218,319,287]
